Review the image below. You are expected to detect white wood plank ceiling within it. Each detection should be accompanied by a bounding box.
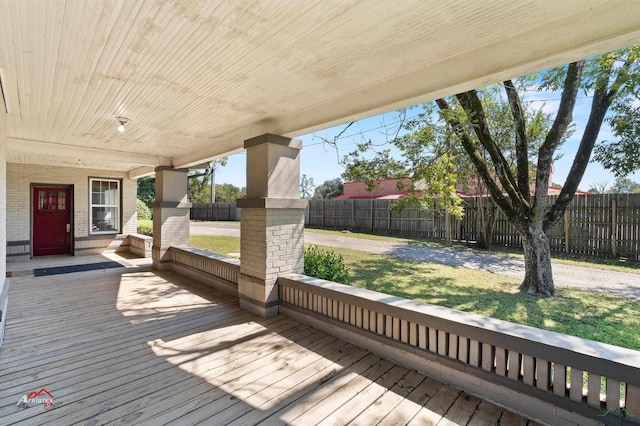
[1,0,639,177]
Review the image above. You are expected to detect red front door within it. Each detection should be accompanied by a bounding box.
[33,186,72,256]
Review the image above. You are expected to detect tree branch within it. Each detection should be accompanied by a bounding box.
[455,90,526,214]
[534,61,583,224]
[544,65,614,231]
[436,98,522,229]
[503,80,530,201]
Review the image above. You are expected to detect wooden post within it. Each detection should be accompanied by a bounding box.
[321,199,324,228]
[563,210,570,253]
[351,200,355,229]
[445,211,452,246]
[432,203,436,238]
[611,198,617,257]
[370,199,374,233]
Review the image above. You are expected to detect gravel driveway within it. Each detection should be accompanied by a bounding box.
[190,221,640,299]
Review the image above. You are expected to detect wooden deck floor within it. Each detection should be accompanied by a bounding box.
[1,258,537,425]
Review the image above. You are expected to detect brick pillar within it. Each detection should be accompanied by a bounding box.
[237,134,307,317]
[152,167,191,271]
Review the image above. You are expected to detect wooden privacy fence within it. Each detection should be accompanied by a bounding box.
[191,202,240,221]
[190,194,640,260]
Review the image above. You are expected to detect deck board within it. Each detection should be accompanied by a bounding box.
[1,257,535,425]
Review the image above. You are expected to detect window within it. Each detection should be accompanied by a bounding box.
[90,178,120,234]
[36,189,66,211]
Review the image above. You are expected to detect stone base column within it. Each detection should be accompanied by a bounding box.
[237,134,306,317]
[237,204,305,317]
[152,167,191,271]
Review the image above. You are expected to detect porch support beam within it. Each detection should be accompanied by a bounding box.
[237,134,307,317]
[7,138,169,169]
[152,167,191,271]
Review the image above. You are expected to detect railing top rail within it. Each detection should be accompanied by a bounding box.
[170,246,240,267]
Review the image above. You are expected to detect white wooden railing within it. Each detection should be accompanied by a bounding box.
[278,274,640,426]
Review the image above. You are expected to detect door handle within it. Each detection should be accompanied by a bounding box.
[66,224,71,233]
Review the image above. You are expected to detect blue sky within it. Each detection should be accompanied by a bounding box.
[215,95,640,193]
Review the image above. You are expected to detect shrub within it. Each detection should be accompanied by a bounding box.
[137,198,151,221]
[137,219,153,236]
[304,244,350,284]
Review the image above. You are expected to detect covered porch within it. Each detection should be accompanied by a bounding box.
[2,1,640,425]
[1,254,533,425]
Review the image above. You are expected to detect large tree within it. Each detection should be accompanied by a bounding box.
[215,183,243,202]
[344,86,554,249]
[137,176,156,208]
[314,178,344,199]
[608,176,640,194]
[343,46,640,296]
[300,174,315,199]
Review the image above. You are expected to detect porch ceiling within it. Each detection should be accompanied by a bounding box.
[1,1,639,177]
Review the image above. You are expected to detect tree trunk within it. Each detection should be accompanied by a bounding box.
[521,224,555,296]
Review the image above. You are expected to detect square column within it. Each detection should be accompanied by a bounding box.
[237,134,307,317]
[152,167,191,270]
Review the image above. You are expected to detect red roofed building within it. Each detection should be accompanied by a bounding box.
[335,171,590,200]
[334,178,414,200]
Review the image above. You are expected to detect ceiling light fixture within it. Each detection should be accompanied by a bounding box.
[116,117,129,133]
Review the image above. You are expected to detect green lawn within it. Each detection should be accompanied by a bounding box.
[189,234,640,350]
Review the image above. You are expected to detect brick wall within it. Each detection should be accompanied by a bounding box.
[6,163,137,256]
[240,208,304,282]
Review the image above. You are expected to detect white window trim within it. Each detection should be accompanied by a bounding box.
[89,178,120,235]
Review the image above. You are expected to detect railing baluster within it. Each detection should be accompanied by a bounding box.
[606,378,621,410]
[448,333,458,359]
[495,347,507,377]
[523,355,534,386]
[414,324,423,348]
[377,313,384,336]
[508,350,520,380]
[428,328,437,353]
[469,339,479,367]
[553,363,567,396]
[438,330,447,356]
[627,383,640,413]
[458,336,468,364]
[400,319,409,343]
[587,373,601,407]
[481,343,493,372]
[570,368,584,401]
[536,358,550,391]
[385,315,393,338]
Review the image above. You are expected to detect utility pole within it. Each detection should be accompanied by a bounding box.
[210,162,215,203]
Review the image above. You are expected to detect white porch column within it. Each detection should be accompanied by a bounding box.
[236,134,307,317]
[0,87,7,348]
[152,167,191,271]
